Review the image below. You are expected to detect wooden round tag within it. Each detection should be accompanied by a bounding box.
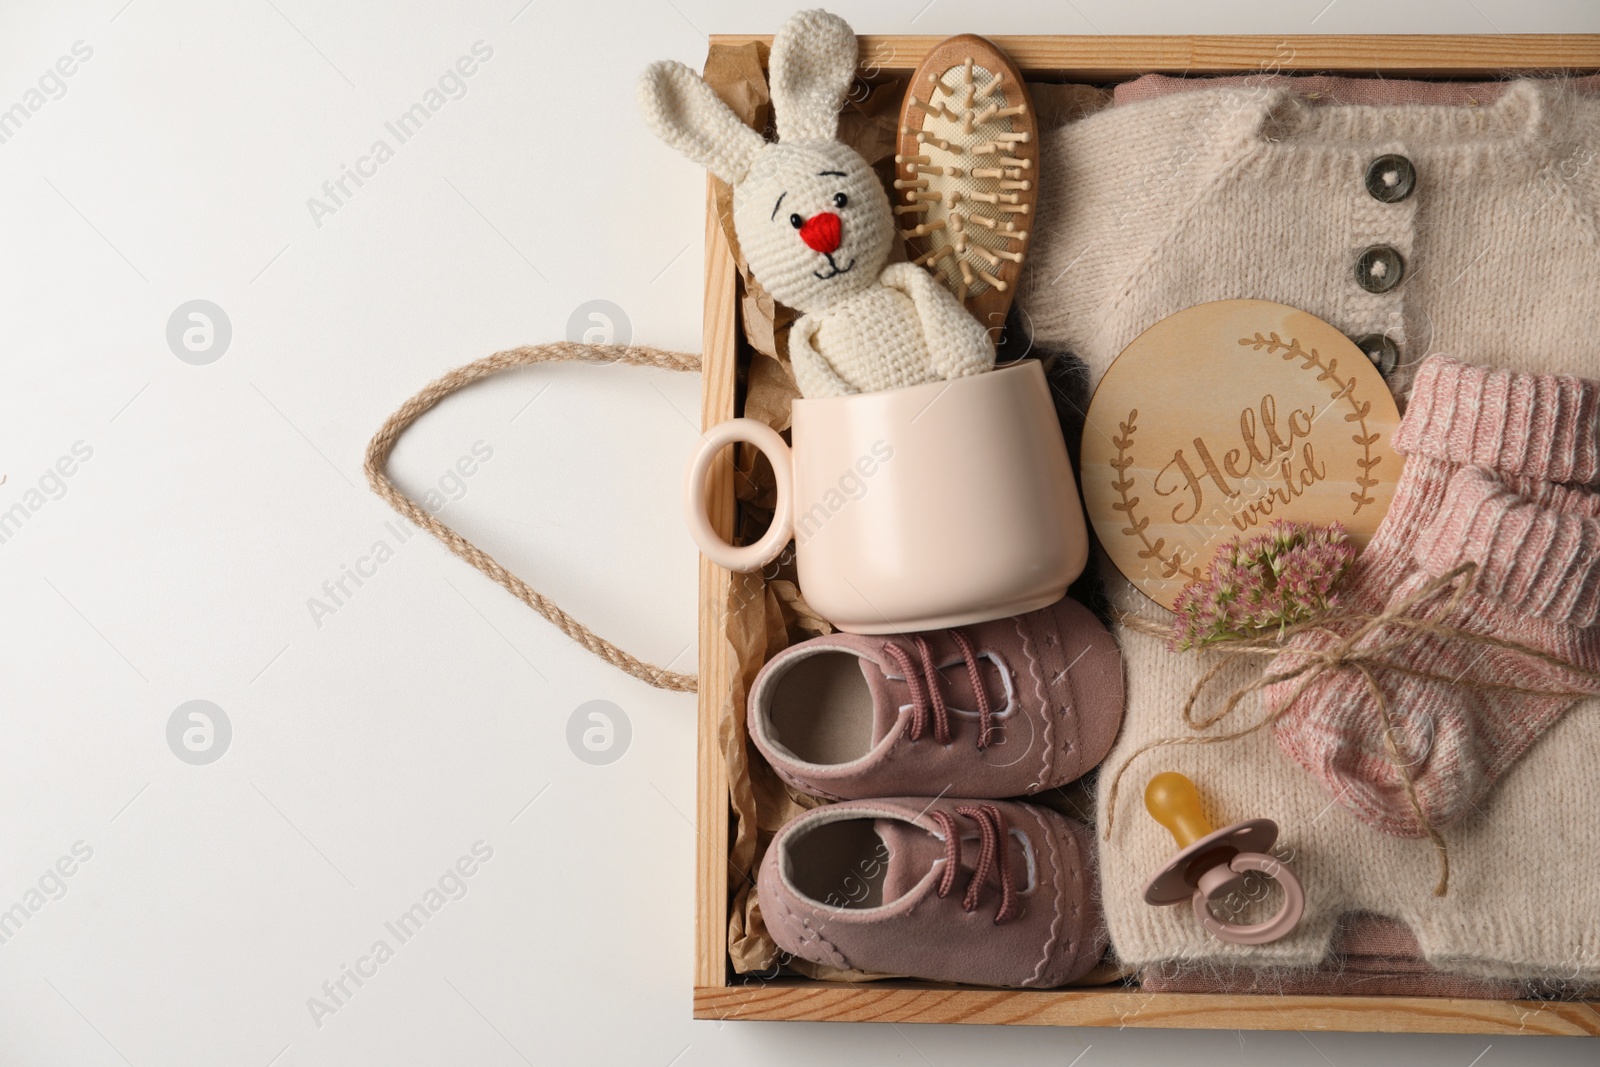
[1081,299,1403,610]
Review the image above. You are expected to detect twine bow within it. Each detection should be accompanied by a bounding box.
[1105,562,1600,896]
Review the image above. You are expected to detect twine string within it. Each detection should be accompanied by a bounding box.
[364,342,703,693]
[1104,562,1600,896]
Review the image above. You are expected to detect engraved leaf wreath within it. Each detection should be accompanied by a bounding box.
[1110,408,1206,583]
[1108,333,1383,585]
[1238,331,1383,510]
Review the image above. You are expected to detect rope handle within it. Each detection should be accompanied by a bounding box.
[364,341,703,692]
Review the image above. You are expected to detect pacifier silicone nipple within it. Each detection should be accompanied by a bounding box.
[1144,771,1245,900]
[1145,771,1213,849]
[1139,771,1305,946]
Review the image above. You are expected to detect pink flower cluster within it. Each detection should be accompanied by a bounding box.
[1171,520,1356,650]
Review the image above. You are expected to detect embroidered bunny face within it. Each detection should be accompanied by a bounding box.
[638,9,892,313]
[731,141,893,311]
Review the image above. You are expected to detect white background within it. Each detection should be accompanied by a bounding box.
[2,1,1598,1064]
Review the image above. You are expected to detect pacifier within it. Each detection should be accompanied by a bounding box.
[1140,772,1304,945]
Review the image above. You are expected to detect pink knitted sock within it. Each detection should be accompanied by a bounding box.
[1265,355,1600,838]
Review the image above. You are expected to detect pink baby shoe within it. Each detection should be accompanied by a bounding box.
[746,597,1124,800]
[758,796,1105,987]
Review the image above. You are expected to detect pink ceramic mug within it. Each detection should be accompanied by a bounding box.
[684,361,1089,634]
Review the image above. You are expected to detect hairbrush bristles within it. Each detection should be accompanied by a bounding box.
[897,35,1039,333]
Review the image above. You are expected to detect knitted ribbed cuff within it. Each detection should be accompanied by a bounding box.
[1414,467,1600,626]
[1393,355,1600,484]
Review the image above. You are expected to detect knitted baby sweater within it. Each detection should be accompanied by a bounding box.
[1020,79,1600,980]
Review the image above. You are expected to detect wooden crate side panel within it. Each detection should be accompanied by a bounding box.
[695,984,1600,1037]
[695,171,740,989]
[707,33,1600,77]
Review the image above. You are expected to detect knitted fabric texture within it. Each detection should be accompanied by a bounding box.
[1018,78,1600,980]
[638,9,994,398]
[1114,70,1600,109]
[1138,912,1523,999]
[1264,355,1600,838]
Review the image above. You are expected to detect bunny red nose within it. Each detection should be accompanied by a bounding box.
[798,212,842,255]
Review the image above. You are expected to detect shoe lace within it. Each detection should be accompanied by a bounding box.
[880,629,996,749]
[929,804,1018,924]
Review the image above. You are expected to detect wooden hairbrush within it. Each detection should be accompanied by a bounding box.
[896,35,1038,337]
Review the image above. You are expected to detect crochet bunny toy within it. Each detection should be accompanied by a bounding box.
[638,9,996,398]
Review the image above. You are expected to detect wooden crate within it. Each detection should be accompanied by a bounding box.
[694,33,1600,1036]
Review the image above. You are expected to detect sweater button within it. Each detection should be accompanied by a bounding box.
[1351,333,1399,377]
[1355,245,1405,293]
[1365,154,1416,203]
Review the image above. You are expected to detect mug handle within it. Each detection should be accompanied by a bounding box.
[683,418,794,572]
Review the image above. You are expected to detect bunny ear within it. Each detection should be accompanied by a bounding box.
[768,9,857,142]
[637,60,766,185]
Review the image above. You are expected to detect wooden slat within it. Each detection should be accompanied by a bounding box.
[708,33,1600,78]
[695,983,1600,1036]
[694,170,739,990]
[695,32,1600,1033]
